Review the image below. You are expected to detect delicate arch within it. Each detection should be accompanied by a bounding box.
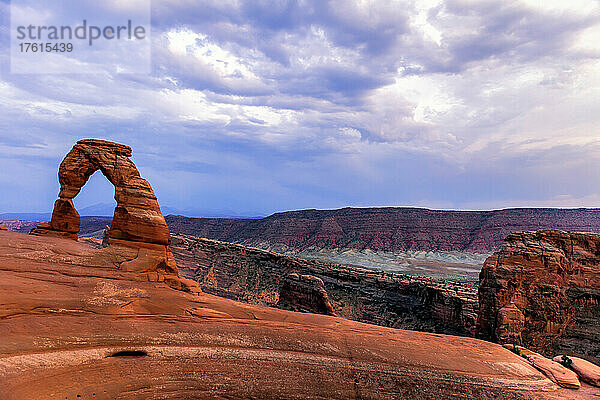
[33,139,170,245]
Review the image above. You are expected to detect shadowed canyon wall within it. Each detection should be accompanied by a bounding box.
[477,230,600,364]
[171,235,478,336]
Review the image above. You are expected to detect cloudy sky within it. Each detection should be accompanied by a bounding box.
[1,0,600,217]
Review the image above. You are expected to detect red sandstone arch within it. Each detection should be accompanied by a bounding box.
[35,139,170,243]
[32,139,177,274]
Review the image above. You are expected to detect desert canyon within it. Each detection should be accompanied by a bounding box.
[1,139,599,399]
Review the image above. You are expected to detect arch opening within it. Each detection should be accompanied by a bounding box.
[72,171,117,240]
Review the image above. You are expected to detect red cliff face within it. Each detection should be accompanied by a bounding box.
[477,230,600,363]
[166,207,600,253]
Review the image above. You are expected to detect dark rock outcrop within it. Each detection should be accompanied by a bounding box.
[277,273,335,315]
[31,139,179,281]
[477,230,600,363]
[171,235,477,336]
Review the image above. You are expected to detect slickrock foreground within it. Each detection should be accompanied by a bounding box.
[477,230,600,363]
[503,345,581,389]
[528,354,581,389]
[0,230,597,399]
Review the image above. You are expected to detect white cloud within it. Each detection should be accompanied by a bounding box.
[166,29,260,81]
[520,0,599,15]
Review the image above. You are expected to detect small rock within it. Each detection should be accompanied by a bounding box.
[527,354,580,389]
[278,273,335,316]
[504,344,580,389]
[553,355,600,387]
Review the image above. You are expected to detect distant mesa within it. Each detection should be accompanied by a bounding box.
[165,207,600,254]
[0,220,47,234]
[0,212,51,220]
[30,139,182,281]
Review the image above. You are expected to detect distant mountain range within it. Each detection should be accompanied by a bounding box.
[1,202,263,220]
[164,207,600,253]
[0,212,51,221]
[0,203,117,221]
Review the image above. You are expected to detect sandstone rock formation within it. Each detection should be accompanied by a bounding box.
[277,273,335,315]
[504,345,581,389]
[477,230,600,363]
[31,139,177,277]
[554,355,600,387]
[0,224,6,230]
[2,229,598,399]
[527,354,581,389]
[496,302,525,344]
[171,235,477,336]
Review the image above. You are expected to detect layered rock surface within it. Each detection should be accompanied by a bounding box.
[2,229,598,399]
[166,207,600,253]
[554,355,600,387]
[30,139,176,276]
[477,230,600,363]
[171,235,478,336]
